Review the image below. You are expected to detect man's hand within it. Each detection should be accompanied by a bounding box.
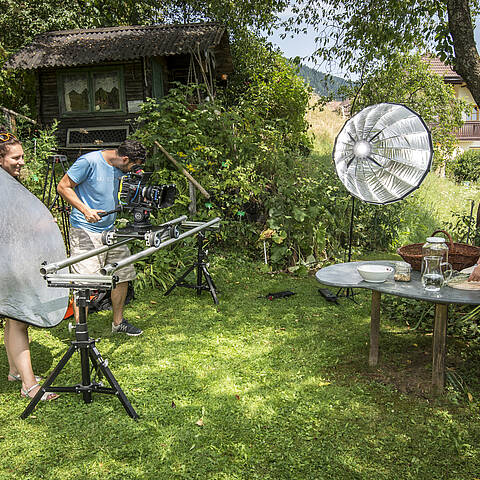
[58,174,106,224]
[468,264,480,282]
[83,208,105,223]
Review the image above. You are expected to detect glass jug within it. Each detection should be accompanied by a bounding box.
[421,236,449,273]
[421,256,453,292]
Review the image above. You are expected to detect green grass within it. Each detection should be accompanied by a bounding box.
[1,256,480,479]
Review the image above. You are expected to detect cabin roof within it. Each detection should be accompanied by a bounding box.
[5,23,230,70]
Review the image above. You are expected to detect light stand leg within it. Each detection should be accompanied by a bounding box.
[164,231,219,304]
[336,196,359,302]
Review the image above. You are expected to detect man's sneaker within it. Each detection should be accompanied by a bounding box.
[112,319,143,336]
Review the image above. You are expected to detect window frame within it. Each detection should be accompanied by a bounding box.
[466,105,480,122]
[57,66,126,117]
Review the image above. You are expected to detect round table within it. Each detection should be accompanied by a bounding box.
[316,261,480,394]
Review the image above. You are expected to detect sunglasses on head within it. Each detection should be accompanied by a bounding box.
[0,132,17,142]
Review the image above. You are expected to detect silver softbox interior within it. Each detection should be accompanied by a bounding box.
[333,103,433,204]
[0,168,68,327]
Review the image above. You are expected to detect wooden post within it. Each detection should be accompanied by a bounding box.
[432,303,448,395]
[369,290,381,366]
[188,180,197,217]
[154,141,210,199]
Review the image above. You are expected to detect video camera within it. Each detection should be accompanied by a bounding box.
[100,170,176,233]
[119,171,176,211]
[118,170,176,231]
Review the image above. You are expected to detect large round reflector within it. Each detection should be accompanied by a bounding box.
[333,103,433,204]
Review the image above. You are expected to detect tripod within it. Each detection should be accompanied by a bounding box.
[42,154,71,255]
[21,285,139,420]
[164,230,218,304]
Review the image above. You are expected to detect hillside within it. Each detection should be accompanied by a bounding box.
[298,64,349,100]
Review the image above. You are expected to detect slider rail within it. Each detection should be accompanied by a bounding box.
[100,217,221,275]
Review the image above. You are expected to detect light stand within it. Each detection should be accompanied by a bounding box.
[336,196,360,303]
[164,223,219,304]
[21,274,139,420]
[41,154,71,254]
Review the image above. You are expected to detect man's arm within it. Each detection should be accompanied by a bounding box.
[57,173,104,223]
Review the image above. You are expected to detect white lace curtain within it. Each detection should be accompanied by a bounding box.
[63,72,119,111]
[93,72,118,92]
[64,74,88,111]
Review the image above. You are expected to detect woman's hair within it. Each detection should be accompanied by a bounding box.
[0,125,21,159]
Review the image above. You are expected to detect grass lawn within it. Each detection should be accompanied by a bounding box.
[1,255,479,479]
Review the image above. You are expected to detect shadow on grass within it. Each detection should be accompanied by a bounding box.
[1,261,479,479]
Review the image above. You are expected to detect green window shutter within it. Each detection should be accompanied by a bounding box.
[152,60,164,99]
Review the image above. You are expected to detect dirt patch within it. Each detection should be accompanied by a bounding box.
[337,339,467,399]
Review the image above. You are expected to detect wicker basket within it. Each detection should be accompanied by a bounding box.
[397,230,480,272]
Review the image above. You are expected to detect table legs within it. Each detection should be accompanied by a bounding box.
[368,292,447,395]
[432,303,448,395]
[369,291,381,366]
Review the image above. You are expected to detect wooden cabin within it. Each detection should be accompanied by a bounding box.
[5,23,233,157]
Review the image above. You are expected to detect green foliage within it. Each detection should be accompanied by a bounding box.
[134,34,312,267]
[284,0,451,76]
[450,149,480,184]
[345,52,469,171]
[19,121,59,199]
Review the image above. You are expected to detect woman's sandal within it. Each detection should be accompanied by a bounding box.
[8,373,43,383]
[21,383,59,401]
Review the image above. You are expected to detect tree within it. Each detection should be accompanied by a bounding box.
[345,52,470,174]
[284,0,480,107]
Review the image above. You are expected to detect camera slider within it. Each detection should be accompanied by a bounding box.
[101,215,187,247]
[164,221,220,305]
[21,274,139,420]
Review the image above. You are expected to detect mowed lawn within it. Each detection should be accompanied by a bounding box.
[0,255,479,480]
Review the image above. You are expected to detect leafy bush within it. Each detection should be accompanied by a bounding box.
[450,149,480,184]
[133,34,313,269]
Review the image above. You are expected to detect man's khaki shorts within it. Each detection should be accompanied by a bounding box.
[69,227,136,283]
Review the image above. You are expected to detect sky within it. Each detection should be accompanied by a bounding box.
[267,18,480,79]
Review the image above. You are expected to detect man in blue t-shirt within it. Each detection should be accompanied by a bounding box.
[57,139,146,336]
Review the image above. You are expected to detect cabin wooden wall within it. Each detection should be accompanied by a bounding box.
[38,60,146,158]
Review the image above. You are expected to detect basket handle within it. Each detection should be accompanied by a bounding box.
[431,229,454,250]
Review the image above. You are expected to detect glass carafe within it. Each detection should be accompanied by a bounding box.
[422,237,449,274]
[421,256,453,292]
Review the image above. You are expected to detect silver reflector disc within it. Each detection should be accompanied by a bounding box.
[0,168,68,327]
[333,103,433,204]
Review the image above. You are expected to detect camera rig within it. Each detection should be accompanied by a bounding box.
[23,215,221,420]
[100,171,177,234]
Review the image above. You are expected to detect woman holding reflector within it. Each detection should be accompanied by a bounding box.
[0,127,59,401]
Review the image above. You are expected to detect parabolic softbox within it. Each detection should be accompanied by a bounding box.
[333,103,433,205]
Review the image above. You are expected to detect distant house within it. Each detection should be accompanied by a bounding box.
[5,23,233,157]
[423,55,480,150]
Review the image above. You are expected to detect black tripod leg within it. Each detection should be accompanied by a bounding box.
[164,264,196,296]
[80,344,92,404]
[21,344,77,419]
[202,265,218,304]
[88,345,139,419]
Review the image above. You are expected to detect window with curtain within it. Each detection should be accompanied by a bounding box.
[59,68,124,114]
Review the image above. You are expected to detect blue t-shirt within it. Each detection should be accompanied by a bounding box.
[67,150,124,233]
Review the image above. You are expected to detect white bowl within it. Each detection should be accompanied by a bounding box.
[357,264,394,283]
